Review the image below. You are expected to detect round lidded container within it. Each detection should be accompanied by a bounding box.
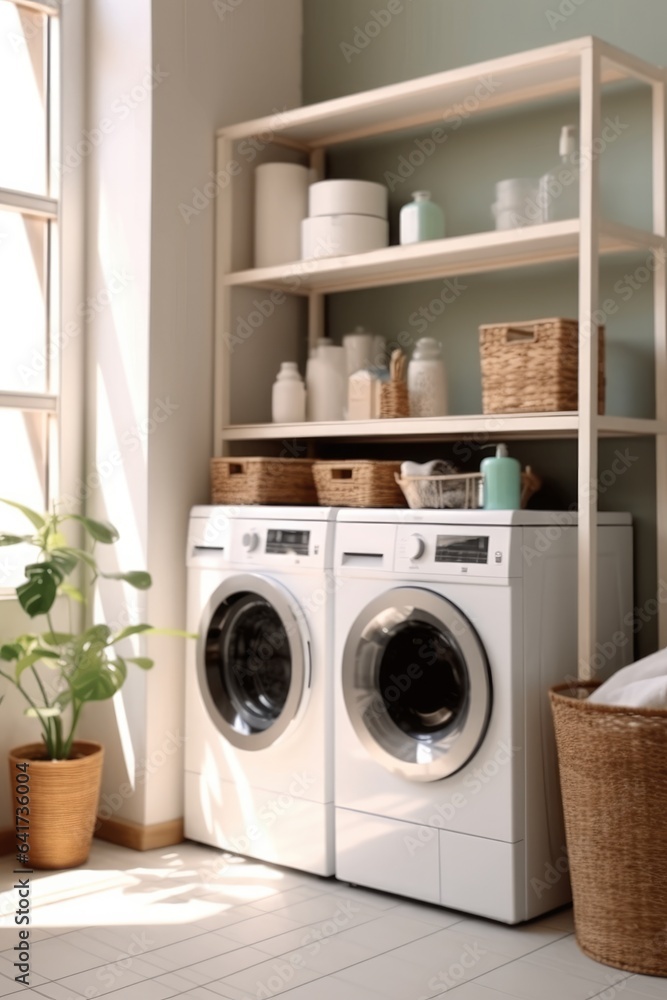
[308,179,388,219]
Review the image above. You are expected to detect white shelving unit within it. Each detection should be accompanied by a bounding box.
[214,35,667,674]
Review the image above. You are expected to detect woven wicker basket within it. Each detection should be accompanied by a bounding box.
[313,460,406,507]
[211,457,317,505]
[550,682,667,977]
[8,741,104,870]
[480,318,605,414]
[380,348,409,419]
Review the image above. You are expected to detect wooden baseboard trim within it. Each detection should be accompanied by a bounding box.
[94,816,184,852]
[0,827,14,856]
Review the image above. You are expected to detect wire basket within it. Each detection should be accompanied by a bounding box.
[396,466,541,510]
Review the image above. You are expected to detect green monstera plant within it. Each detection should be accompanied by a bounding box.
[0,500,168,760]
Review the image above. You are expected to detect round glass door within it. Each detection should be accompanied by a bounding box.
[342,587,491,781]
[197,574,308,750]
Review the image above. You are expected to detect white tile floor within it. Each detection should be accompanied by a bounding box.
[0,840,664,999]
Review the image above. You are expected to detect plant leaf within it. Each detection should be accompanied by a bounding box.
[25,706,61,718]
[67,515,119,544]
[56,546,97,571]
[153,627,197,639]
[109,624,154,644]
[0,499,45,529]
[126,656,154,670]
[15,652,45,680]
[59,581,85,603]
[80,624,112,645]
[0,643,24,661]
[46,531,68,551]
[41,631,75,646]
[0,533,32,546]
[16,562,63,617]
[49,548,79,577]
[70,651,127,701]
[101,570,152,590]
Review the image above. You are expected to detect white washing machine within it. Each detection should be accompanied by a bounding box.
[334,508,633,922]
[185,505,336,876]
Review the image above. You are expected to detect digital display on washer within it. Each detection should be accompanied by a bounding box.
[435,535,489,564]
[266,529,310,555]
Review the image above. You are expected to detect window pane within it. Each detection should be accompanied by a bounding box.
[0,208,47,392]
[0,409,47,590]
[0,1,47,194]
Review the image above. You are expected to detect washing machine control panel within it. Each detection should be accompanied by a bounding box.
[227,520,332,567]
[394,524,516,578]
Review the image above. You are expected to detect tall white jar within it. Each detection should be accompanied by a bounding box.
[272,362,306,423]
[407,338,448,417]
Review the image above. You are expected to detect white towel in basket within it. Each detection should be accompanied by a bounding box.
[589,646,667,709]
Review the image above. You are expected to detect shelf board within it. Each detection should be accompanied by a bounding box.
[222,414,666,444]
[217,37,661,149]
[224,221,664,295]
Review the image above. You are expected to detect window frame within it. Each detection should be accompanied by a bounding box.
[0,0,85,594]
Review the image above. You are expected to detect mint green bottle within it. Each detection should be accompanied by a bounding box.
[399,191,445,244]
[481,443,521,510]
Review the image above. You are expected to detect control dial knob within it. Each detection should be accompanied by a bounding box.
[241,531,259,552]
[406,533,426,561]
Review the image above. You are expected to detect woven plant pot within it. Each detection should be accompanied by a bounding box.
[550,683,667,976]
[8,741,104,870]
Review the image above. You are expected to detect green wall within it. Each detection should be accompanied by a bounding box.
[303,0,665,657]
[303,0,667,105]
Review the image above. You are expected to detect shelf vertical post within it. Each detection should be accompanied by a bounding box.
[577,41,602,680]
[307,148,327,352]
[215,136,234,457]
[653,73,667,648]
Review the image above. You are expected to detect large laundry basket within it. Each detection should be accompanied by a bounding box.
[549,682,667,976]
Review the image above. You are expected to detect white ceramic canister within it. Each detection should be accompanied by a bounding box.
[343,327,388,375]
[308,179,388,219]
[399,191,445,245]
[301,214,389,259]
[272,362,306,423]
[306,339,347,421]
[407,337,448,417]
[254,163,310,267]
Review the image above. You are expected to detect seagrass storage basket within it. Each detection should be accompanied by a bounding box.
[313,460,406,507]
[480,318,605,414]
[211,457,317,505]
[549,682,667,976]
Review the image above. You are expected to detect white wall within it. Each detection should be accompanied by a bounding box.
[79,0,303,827]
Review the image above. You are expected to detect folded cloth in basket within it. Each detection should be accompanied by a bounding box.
[588,646,667,709]
[400,460,458,478]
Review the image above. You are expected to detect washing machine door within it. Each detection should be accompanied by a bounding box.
[342,586,491,781]
[197,573,310,751]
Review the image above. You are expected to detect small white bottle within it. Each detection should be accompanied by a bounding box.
[272,362,306,423]
[539,125,579,222]
[407,338,448,417]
